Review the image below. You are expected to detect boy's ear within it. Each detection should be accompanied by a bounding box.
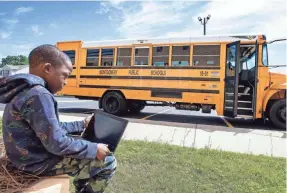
[43,63,52,74]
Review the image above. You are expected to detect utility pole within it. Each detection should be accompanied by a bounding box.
[198,15,211,35]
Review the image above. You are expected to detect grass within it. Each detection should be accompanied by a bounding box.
[0,118,285,192]
[71,140,286,193]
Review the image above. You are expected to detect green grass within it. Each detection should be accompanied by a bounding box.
[71,140,286,193]
[0,118,285,192]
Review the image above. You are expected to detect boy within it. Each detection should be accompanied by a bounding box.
[0,45,116,193]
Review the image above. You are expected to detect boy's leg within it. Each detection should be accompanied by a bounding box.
[42,154,117,193]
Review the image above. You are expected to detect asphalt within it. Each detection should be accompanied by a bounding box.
[0,96,282,132]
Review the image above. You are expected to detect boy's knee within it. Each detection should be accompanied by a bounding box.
[104,154,117,171]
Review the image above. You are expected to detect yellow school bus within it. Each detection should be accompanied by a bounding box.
[56,34,286,129]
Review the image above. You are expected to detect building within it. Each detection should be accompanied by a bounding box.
[0,65,29,78]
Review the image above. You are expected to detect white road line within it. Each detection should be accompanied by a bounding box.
[141,109,171,120]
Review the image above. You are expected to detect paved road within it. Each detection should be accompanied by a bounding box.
[0,96,280,132]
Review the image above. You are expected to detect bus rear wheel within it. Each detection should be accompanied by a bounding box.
[102,91,127,115]
[269,99,286,130]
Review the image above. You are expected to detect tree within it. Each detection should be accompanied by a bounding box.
[0,55,28,68]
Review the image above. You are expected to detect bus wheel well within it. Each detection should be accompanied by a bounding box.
[99,90,126,109]
[265,90,286,118]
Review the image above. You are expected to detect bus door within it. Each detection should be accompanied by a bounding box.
[250,42,259,118]
[223,41,240,117]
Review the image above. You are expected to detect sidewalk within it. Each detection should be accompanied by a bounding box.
[0,111,286,158]
[58,114,286,158]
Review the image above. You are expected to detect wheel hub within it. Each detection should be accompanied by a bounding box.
[106,97,119,113]
[280,107,286,122]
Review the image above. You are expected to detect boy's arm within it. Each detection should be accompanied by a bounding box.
[59,121,85,134]
[22,93,97,160]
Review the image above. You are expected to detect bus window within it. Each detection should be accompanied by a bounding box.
[172,45,190,66]
[117,48,131,66]
[86,49,99,66]
[225,45,237,76]
[101,48,114,66]
[193,45,220,66]
[63,50,75,65]
[134,47,149,66]
[241,45,256,70]
[262,44,268,66]
[245,53,255,70]
[152,46,169,66]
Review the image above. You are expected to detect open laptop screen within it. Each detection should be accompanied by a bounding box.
[82,110,129,152]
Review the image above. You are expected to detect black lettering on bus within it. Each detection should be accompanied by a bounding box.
[151,70,166,76]
[99,70,117,75]
[128,70,139,75]
[200,71,208,77]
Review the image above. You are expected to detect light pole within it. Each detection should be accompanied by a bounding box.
[198,15,211,35]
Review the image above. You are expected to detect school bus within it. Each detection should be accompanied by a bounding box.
[56,34,286,130]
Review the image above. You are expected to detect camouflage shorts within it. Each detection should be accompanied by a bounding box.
[42,154,117,193]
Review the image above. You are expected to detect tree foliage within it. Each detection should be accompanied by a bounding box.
[0,55,28,68]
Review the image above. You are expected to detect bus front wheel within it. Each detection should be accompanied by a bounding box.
[102,91,127,115]
[269,99,286,130]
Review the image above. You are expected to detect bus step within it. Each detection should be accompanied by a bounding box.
[225,100,252,108]
[236,115,253,119]
[224,107,252,110]
[226,92,251,96]
[237,109,253,116]
[238,95,253,101]
[226,100,252,103]
[237,107,252,110]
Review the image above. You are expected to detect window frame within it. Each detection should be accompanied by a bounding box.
[86,48,100,67]
[63,50,76,65]
[116,47,132,67]
[192,44,221,66]
[171,45,191,67]
[152,45,169,67]
[134,46,150,66]
[262,43,269,66]
[101,48,115,66]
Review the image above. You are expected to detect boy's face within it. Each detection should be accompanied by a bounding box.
[43,59,73,94]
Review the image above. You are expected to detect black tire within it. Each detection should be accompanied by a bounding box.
[128,100,145,114]
[102,91,127,115]
[269,99,286,130]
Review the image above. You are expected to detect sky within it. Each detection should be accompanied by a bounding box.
[0,0,286,74]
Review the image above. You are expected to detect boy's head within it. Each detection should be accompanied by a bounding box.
[28,44,73,94]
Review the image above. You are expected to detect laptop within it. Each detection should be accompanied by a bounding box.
[82,109,129,152]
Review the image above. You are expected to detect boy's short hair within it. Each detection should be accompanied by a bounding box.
[28,44,71,68]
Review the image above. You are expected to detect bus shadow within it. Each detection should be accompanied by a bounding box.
[225,117,281,131]
[59,108,224,127]
[59,108,95,114]
[126,112,225,125]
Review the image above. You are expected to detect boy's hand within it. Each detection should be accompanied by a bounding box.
[96,143,110,160]
[84,113,94,128]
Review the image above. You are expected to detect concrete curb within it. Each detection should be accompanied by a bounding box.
[1,111,286,158]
